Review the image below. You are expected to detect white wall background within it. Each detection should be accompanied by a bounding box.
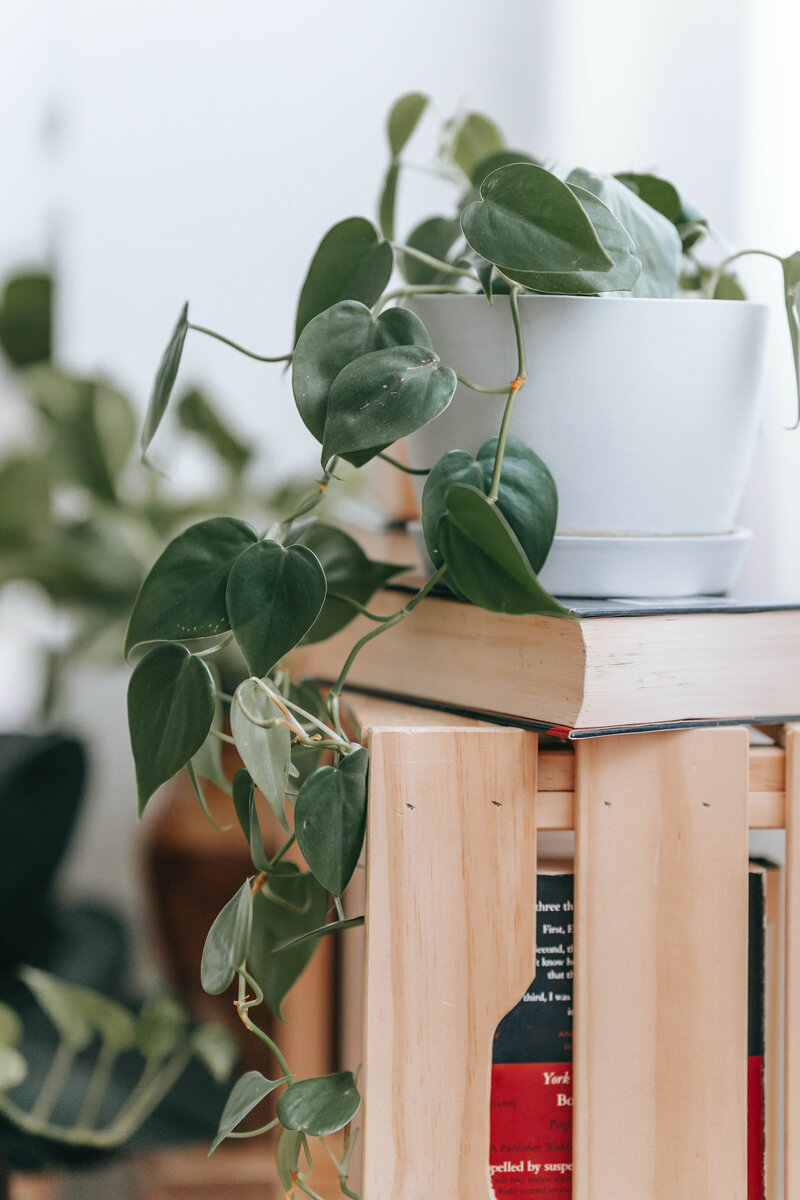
[1,0,799,977]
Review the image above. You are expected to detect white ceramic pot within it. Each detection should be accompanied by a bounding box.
[405,294,769,596]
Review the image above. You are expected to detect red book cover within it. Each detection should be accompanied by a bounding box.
[490,867,766,1198]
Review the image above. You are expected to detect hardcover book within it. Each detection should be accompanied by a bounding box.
[489,863,771,1198]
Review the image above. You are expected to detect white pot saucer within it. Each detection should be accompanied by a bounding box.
[408,522,752,600]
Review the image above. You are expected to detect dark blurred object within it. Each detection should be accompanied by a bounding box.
[0,273,51,368]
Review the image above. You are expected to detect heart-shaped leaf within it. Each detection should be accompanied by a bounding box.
[142,302,189,454]
[783,252,800,427]
[227,540,326,677]
[125,517,258,658]
[501,185,641,295]
[128,643,216,815]
[230,681,292,833]
[191,1023,238,1085]
[450,111,505,181]
[201,879,254,995]
[277,1070,361,1137]
[322,345,456,468]
[211,1070,287,1153]
[295,747,368,896]
[401,217,463,285]
[568,169,681,297]
[247,871,329,1019]
[295,218,393,342]
[292,300,432,445]
[470,149,538,188]
[461,163,613,274]
[617,173,709,251]
[286,522,409,643]
[422,437,557,584]
[437,484,575,617]
[388,92,429,158]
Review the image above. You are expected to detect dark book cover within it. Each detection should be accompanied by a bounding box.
[490,869,766,1198]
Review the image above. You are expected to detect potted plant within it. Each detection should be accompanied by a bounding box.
[121,94,799,1197]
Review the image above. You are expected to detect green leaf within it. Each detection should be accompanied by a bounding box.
[247,872,329,1019]
[0,1005,22,1049]
[616,172,708,251]
[286,522,408,643]
[295,747,368,896]
[67,989,137,1051]
[387,92,428,157]
[274,914,364,953]
[142,302,189,454]
[0,1046,26,1091]
[201,879,254,995]
[461,162,613,274]
[501,185,641,295]
[191,1023,238,1085]
[177,388,251,475]
[476,259,496,303]
[230,680,292,833]
[226,540,326,677]
[18,967,94,1050]
[450,112,505,181]
[277,1070,361,1137]
[422,437,558,584]
[568,169,681,297]
[714,272,746,301]
[292,300,433,445]
[295,218,393,342]
[232,768,271,873]
[0,271,52,367]
[192,690,232,796]
[128,643,216,815]
[135,989,189,1059]
[401,217,463,285]
[470,149,537,188]
[322,345,456,468]
[210,1070,286,1153]
[125,517,257,658]
[0,456,51,547]
[287,681,330,787]
[276,1127,303,1191]
[437,484,575,617]
[378,160,399,242]
[783,252,800,428]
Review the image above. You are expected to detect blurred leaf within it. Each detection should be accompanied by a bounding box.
[502,185,641,295]
[177,388,251,475]
[2,518,143,606]
[783,252,800,428]
[192,689,232,796]
[461,163,613,274]
[276,1127,303,1191]
[230,680,292,833]
[450,112,504,181]
[295,218,393,342]
[192,1023,238,1085]
[18,967,94,1050]
[276,1070,361,1137]
[0,457,51,547]
[422,436,557,586]
[292,299,432,446]
[568,168,681,297]
[322,345,456,468]
[67,988,137,1051]
[286,522,408,643]
[227,540,326,677]
[437,484,574,617]
[128,643,216,815]
[295,747,368,896]
[0,1046,27,1091]
[210,1070,286,1153]
[378,160,399,242]
[401,217,462,285]
[201,879,254,996]
[135,989,189,1059]
[247,872,328,1020]
[0,1005,22,1048]
[387,92,428,157]
[142,302,189,454]
[125,517,258,658]
[0,271,52,367]
[713,272,746,300]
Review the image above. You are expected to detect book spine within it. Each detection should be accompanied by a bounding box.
[490,871,765,1198]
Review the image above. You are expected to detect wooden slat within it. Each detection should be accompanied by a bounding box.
[361,726,538,1200]
[573,728,750,1200]
[785,724,800,1196]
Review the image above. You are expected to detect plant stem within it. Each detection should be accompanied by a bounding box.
[375,283,466,313]
[252,678,351,748]
[707,248,784,295]
[30,1039,75,1122]
[77,1039,118,1130]
[334,896,346,921]
[237,971,293,1079]
[377,451,430,476]
[194,633,234,658]
[391,243,480,283]
[269,833,296,868]
[226,1117,280,1139]
[210,728,237,745]
[277,459,339,537]
[488,288,527,502]
[188,324,292,363]
[328,566,447,701]
[455,373,511,395]
[326,592,397,621]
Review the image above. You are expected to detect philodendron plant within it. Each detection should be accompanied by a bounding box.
[126,95,799,1196]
